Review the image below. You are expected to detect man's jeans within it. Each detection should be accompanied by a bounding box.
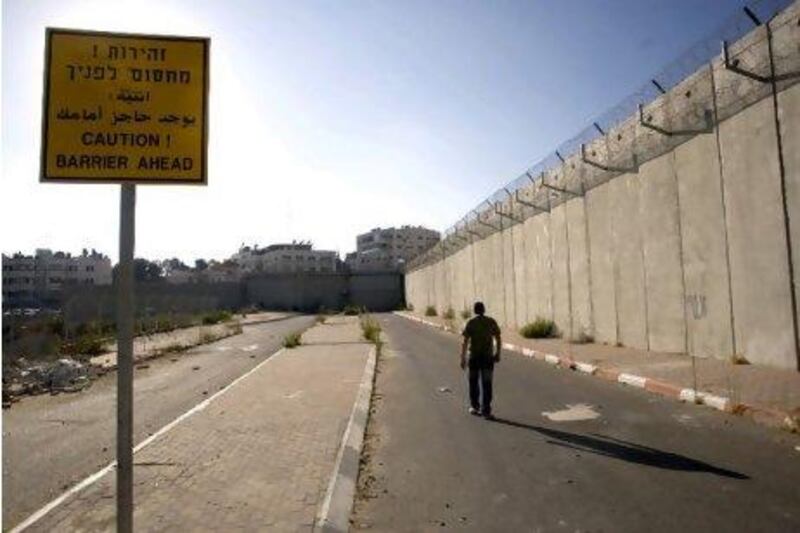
[468,358,494,414]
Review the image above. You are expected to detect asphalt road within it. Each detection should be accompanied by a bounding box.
[2,315,315,529]
[352,314,800,532]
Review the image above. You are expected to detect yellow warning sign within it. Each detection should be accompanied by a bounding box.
[41,28,209,184]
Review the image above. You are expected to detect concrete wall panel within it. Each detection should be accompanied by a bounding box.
[501,226,518,327]
[719,96,796,368]
[611,173,649,349]
[512,222,529,327]
[674,132,735,359]
[586,185,618,345]
[778,82,800,370]
[639,152,687,353]
[474,232,505,323]
[527,213,554,323]
[550,204,572,338]
[566,197,593,339]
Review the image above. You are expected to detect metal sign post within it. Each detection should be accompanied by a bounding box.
[40,28,209,530]
[116,184,136,533]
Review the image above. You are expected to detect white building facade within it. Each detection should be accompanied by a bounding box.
[232,242,339,274]
[2,249,113,308]
[347,226,440,272]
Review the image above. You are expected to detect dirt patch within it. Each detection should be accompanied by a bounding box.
[350,347,387,530]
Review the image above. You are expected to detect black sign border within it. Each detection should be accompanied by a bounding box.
[40,27,210,185]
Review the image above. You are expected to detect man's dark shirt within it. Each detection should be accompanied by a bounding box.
[462,315,500,360]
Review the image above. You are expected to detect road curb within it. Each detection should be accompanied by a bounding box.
[238,313,298,327]
[393,312,798,432]
[316,345,377,533]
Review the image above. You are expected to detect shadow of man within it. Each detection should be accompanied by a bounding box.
[491,417,748,480]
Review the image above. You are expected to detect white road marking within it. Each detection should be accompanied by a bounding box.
[10,348,287,533]
[284,390,303,399]
[241,344,259,352]
[542,403,601,422]
[216,346,232,352]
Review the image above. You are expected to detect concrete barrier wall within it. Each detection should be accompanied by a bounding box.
[405,1,800,370]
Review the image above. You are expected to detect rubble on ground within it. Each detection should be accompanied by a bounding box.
[3,356,96,407]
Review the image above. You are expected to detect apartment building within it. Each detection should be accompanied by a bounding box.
[346,226,440,272]
[2,248,113,308]
[232,242,339,274]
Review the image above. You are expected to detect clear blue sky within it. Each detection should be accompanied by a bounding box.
[2,0,745,263]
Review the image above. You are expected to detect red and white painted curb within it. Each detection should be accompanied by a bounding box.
[395,312,798,432]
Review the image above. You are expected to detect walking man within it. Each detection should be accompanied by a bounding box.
[460,301,501,420]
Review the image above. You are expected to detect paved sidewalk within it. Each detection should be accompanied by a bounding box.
[23,318,372,532]
[398,312,800,431]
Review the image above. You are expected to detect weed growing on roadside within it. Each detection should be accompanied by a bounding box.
[283,332,302,348]
[202,310,233,325]
[425,306,438,317]
[520,317,558,339]
[443,307,455,320]
[361,316,382,345]
[343,304,362,316]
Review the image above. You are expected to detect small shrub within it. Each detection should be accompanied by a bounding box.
[406,303,415,311]
[343,304,361,316]
[62,334,109,356]
[200,331,220,344]
[201,310,233,325]
[361,316,382,344]
[283,332,302,348]
[47,316,65,336]
[443,307,455,320]
[161,342,187,354]
[520,317,558,339]
[425,306,438,317]
[460,309,471,320]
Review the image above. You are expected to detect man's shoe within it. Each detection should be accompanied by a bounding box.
[469,407,481,416]
[483,412,496,421]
